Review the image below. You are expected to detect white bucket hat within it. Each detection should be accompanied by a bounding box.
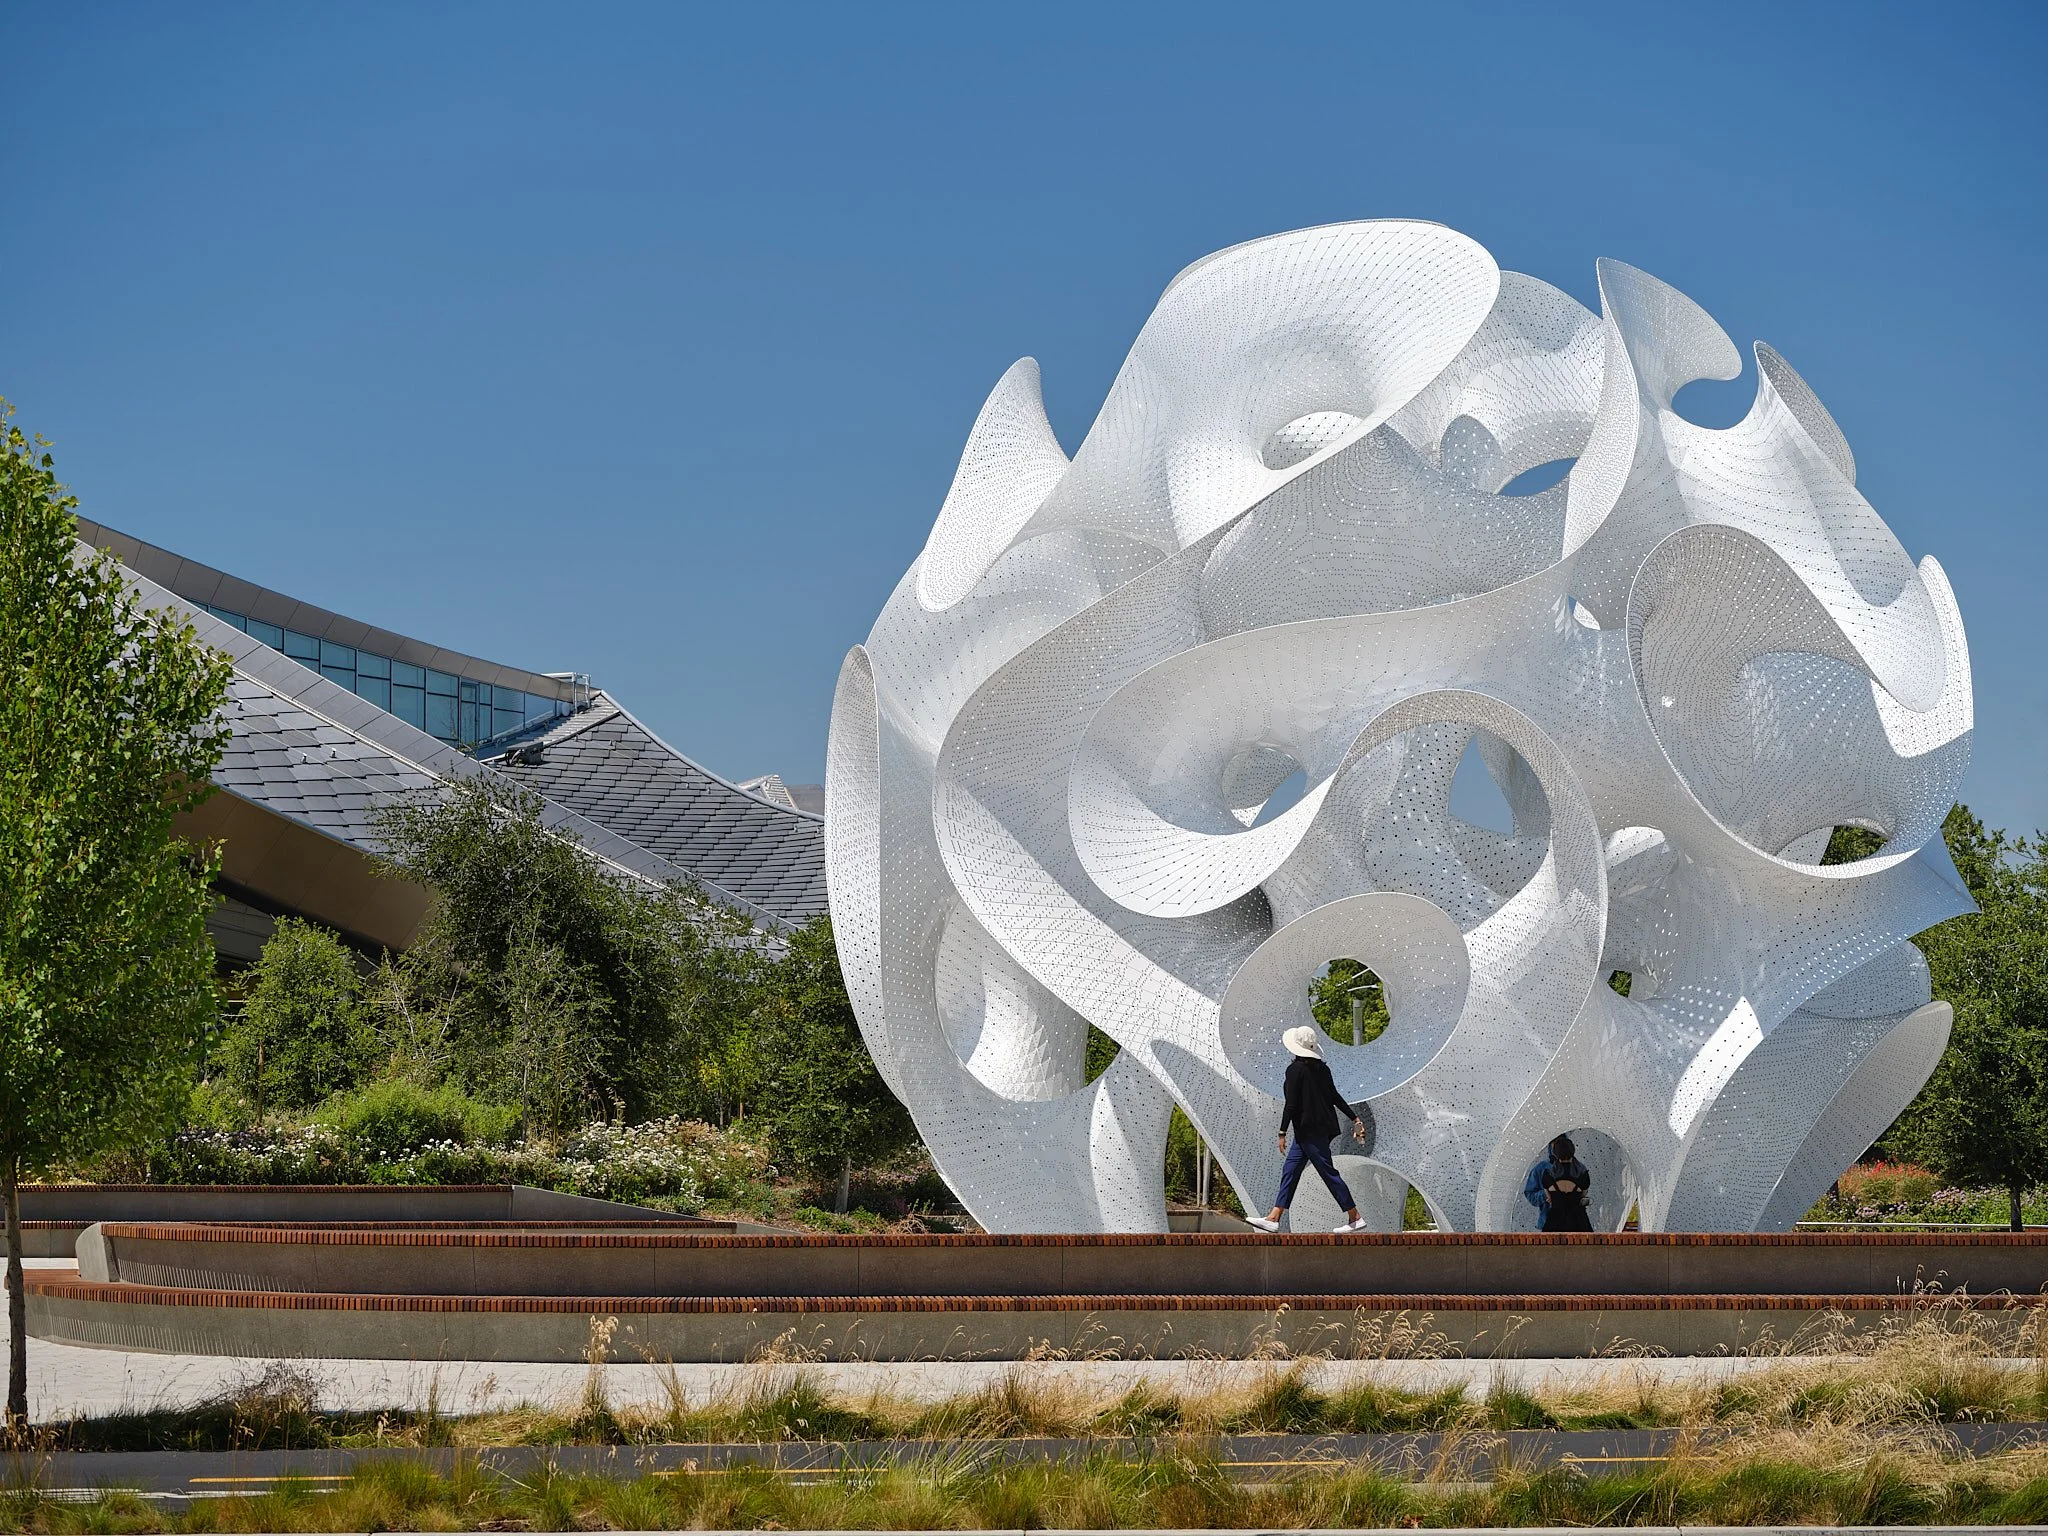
[1283,1025,1324,1059]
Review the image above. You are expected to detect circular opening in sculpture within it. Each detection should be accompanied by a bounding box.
[1819,824,1889,864]
[1083,1024,1120,1083]
[1671,372,1752,430]
[1520,1126,1639,1233]
[1449,735,1517,835]
[1776,821,1892,866]
[1260,410,1366,471]
[1222,742,1308,828]
[1498,457,1577,496]
[1310,958,1388,1047]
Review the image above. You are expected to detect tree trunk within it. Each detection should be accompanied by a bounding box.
[5,1152,24,1438]
[2011,1181,2025,1233]
[834,1155,851,1216]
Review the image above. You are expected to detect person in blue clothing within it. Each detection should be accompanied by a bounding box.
[1244,1025,1372,1234]
[1524,1134,1594,1232]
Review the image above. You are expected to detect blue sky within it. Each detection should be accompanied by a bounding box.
[7,4,2044,835]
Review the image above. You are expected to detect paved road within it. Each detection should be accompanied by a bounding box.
[0,1260,2006,1424]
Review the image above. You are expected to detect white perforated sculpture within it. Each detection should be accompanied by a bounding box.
[825,221,1973,1234]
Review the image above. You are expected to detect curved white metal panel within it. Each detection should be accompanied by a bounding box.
[826,221,1974,1234]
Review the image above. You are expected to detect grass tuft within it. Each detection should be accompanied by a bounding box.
[8,1433,2048,1532]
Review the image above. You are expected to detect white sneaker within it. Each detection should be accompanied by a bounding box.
[1244,1215,1280,1232]
[1333,1217,1370,1233]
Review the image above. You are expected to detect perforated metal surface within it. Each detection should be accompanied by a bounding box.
[826,221,1972,1234]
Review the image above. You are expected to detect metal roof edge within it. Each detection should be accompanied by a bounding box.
[94,543,791,934]
[596,692,826,825]
[72,515,584,705]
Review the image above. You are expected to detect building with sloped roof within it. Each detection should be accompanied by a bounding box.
[76,517,825,962]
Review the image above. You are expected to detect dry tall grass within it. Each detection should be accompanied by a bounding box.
[8,1432,2048,1532]
[18,1295,2047,1455]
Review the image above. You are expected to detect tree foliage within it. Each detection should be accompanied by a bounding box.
[374,778,759,1132]
[1882,806,2048,1227]
[1308,958,1388,1045]
[751,916,915,1206]
[1910,1016,2048,1230]
[371,793,914,1206]
[0,405,231,1431]
[218,917,374,1113]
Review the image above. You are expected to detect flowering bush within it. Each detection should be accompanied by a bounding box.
[556,1117,768,1206]
[1806,1160,2046,1227]
[52,1078,963,1231]
[1838,1160,1940,1206]
[153,1122,559,1189]
[136,1112,774,1213]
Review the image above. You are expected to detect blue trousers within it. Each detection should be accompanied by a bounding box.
[1272,1135,1355,1213]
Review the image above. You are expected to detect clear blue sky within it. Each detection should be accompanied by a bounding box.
[7,4,2044,835]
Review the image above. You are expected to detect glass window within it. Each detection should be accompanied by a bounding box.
[458,700,478,743]
[247,618,284,650]
[426,692,457,739]
[427,669,457,697]
[356,676,391,711]
[393,660,424,688]
[321,662,355,687]
[392,684,425,729]
[356,652,390,680]
[284,631,320,661]
[526,691,556,723]
[319,640,355,670]
[493,704,522,737]
[203,604,246,630]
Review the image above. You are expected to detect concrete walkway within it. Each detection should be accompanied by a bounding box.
[0,1260,1981,1424]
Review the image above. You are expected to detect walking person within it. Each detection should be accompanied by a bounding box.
[1523,1134,1594,1232]
[1244,1025,1372,1233]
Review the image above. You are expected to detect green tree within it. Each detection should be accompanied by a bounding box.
[218,917,374,1115]
[752,916,915,1212]
[0,408,231,1432]
[1913,1018,2048,1230]
[376,778,758,1126]
[1822,823,1888,865]
[1884,805,2048,1228]
[1308,958,1388,1045]
[479,929,611,1132]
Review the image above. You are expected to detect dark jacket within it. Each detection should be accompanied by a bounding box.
[1524,1155,1593,1232]
[1280,1055,1358,1144]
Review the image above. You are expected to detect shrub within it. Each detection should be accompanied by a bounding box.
[375,780,761,1126]
[750,916,914,1204]
[313,1079,520,1159]
[217,918,377,1112]
[1808,1160,2047,1227]
[135,1112,769,1213]
[555,1117,762,1206]
[185,1078,256,1133]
